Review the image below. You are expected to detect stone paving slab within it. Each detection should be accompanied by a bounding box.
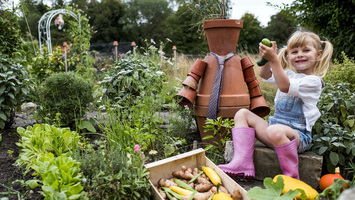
[224,140,323,189]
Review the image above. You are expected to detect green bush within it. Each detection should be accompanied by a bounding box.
[0,56,31,129]
[35,72,94,126]
[0,10,31,129]
[323,52,355,87]
[312,83,355,176]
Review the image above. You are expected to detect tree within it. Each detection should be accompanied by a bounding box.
[237,13,263,53]
[18,0,49,42]
[86,0,125,43]
[281,0,355,59]
[162,2,208,54]
[120,0,173,47]
[264,12,297,47]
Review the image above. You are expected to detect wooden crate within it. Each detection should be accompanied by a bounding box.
[144,148,250,200]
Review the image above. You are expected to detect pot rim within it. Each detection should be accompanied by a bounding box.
[203,19,243,30]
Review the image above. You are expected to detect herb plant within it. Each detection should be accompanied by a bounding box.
[312,83,355,175]
[76,146,151,199]
[203,117,234,164]
[186,0,231,32]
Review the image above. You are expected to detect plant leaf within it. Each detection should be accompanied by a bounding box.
[78,120,96,132]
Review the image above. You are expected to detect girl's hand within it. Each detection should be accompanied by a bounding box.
[259,41,278,63]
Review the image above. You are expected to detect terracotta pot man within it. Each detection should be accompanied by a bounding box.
[176,19,270,144]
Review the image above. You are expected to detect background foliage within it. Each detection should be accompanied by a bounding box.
[280,0,355,59]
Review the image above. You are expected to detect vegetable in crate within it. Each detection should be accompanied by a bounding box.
[202,166,221,186]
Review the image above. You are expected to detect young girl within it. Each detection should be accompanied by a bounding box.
[218,31,333,180]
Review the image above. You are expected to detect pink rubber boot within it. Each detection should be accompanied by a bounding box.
[218,127,255,179]
[274,138,300,179]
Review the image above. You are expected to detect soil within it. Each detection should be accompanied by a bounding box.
[0,113,43,199]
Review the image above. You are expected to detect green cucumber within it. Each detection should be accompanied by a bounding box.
[257,38,272,66]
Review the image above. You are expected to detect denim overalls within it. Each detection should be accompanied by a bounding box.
[268,95,312,153]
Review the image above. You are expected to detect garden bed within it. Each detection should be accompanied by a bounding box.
[0,128,42,199]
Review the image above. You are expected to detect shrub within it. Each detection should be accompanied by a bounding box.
[323,52,355,87]
[35,72,94,126]
[0,56,31,129]
[312,83,355,176]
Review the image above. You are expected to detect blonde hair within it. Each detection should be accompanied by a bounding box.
[278,31,333,77]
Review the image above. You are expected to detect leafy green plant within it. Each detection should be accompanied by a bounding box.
[15,123,81,170]
[29,153,86,200]
[0,10,22,56]
[247,176,305,200]
[0,56,31,129]
[76,145,151,199]
[65,6,93,72]
[99,54,166,106]
[312,83,355,175]
[98,96,187,163]
[203,117,234,164]
[34,72,94,126]
[0,10,32,129]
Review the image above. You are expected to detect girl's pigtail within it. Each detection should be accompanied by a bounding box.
[277,47,289,70]
[315,40,333,77]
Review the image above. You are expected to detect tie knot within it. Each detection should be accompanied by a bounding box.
[210,52,235,66]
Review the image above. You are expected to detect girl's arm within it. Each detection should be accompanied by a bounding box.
[259,41,290,93]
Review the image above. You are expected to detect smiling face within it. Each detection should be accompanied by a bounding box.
[285,32,324,75]
[287,45,322,75]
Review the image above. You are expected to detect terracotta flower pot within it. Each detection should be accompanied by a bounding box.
[175,85,197,109]
[182,75,198,90]
[241,57,270,117]
[190,59,207,77]
[203,19,243,56]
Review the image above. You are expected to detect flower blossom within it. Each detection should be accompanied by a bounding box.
[195,4,200,8]
[134,144,140,153]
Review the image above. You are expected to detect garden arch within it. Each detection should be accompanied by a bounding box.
[38,9,81,55]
